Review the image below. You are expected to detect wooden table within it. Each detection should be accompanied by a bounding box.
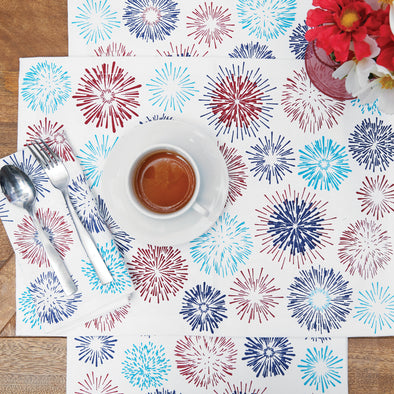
[0,1,393,393]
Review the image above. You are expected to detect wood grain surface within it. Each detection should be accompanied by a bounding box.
[0,1,393,393]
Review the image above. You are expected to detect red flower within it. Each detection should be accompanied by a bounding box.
[376,10,394,72]
[306,0,377,62]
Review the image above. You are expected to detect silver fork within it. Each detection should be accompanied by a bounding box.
[28,139,113,285]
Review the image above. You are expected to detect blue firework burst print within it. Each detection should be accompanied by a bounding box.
[147,391,177,394]
[68,174,106,233]
[351,98,381,115]
[298,346,343,393]
[147,62,198,112]
[298,137,351,191]
[21,61,71,114]
[246,131,295,184]
[256,187,334,267]
[0,197,11,222]
[354,282,394,333]
[123,0,180,42]
[72,0,120,44]
[200,63,277,141]
[180,282,227,334]
[229,42,275,59]
[139,113,173,124]
[287,266,353,334]
[97,195,134,255]
[77,134,118,188]
[289,22,308,59]
[18,271,82,329]
[348,118,394,172]
[82,240,133,294]
[3,151,50,201]
[190,212,253,277]
[121,341,171,389]
[242,337,295,377]
[75,336,117,367]
[237,0,296,40]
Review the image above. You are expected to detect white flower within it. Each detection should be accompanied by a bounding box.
[356,64,394,114]
[332,36,380,95]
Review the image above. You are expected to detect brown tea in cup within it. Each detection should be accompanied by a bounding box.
[132,149,196,214]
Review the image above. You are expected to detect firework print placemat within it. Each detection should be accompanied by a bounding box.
[68,0,311,60]
[14,56,394,338]
[66,335,348,393]
[0,147,134,335]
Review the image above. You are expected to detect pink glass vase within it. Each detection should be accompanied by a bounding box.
[305,40,354,101]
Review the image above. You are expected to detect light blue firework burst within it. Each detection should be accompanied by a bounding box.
[68,174,106,233]
[237,0,296,40]
[147,62,198,112]
[97,195,134,255]
[77,134,118,188]
[18,271,82,329]
[72,0,120,44]
[190,212,253,277]
[0,197,11,222]
[289,22,308,59]
[75,336,117,367]
[121,341,171,389]
[247,131,295,184]
[123,0,180,42]
[287,266,353,334]
[21,61,71,114]
[348,118,394,172]
[147,390,177,394]
[3,151,50,201]
[180,282,228,333]
[242,337,295,377]
[354,282,394,333]
[82,240,133,294]
[298,137,351,191]
[298,346,343,393]
[351,98,382,115]
[229,42,275,59]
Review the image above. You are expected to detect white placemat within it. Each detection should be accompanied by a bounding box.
[9,56,394,337]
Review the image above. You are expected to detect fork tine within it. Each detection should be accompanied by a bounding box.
[39,138,60,162]
[27,143,47,167]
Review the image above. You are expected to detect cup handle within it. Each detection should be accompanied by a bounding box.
[192,201,210,217]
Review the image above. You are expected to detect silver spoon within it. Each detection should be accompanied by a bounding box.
[0,165,77,295]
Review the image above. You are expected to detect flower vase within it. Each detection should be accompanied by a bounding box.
[305,40,354,101]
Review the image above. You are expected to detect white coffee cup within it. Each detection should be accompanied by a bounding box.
[127,144,209,220]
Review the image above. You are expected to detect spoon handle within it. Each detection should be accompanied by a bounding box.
[30,212,77,295]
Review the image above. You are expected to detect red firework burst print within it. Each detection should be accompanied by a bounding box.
[214,381,267,394]
[156,42,208,57]
[25,118,74,161]
[356,175,394,220]
[73,62,141,133]
[186,2,234,48]
[75,371,122,394]
[338,218,393,279]
[85,304,131,332]
[218,142,248,206]
[175,336,237,389]
[281,68,345,133]
[94,42,135,57]
[255,186,335,268]
[229,267,283,323]
[127,245,188,303]
[14,208,73,267]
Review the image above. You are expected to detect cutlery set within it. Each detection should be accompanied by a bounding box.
[0,138,113,295]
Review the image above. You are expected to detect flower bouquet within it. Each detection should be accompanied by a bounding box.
[306,0,394,113]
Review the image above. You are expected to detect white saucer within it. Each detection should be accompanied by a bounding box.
[101,120,229,245]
